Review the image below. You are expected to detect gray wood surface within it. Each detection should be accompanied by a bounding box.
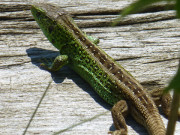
[0,0,179,135]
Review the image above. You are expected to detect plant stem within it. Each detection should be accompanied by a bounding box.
[166,90,180,135]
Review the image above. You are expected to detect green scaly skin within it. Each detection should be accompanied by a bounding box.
[31,3,168,135]
[31,4,121,105]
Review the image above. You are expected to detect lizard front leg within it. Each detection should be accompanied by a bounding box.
[110,100,129,135]
[83,31,100,45]
[40,55,69,72]
[87,35,99,45]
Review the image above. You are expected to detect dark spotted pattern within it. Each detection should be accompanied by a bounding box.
[59,13,153,106]
[31,4,166,134]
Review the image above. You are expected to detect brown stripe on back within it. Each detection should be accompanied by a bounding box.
[60,13,149,101]
[109,62,115,71]
[85,43,92,49]
[124,78,137,91]
[115,69,123,80]
[55,12,161,122]
[133,87,142,95]
[91,48,97,54]
[138,94,154,112]
[129,85,155,110]
[99,56,106,64]
[111,65,120,76]
[100,54,107,61]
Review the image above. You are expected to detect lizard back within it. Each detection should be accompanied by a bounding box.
[31,4,166,134]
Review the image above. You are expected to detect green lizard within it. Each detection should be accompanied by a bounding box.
[31,3,176,135]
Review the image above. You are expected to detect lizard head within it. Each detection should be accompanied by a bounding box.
[31,3,75,51]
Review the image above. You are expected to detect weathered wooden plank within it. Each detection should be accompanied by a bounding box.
[0,0,179,135]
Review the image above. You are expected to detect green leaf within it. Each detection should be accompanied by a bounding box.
[176,0,180,18]
[112,0,180,25]
[112,0,163,26]
[121,0,162,17]
[165,63,180,93]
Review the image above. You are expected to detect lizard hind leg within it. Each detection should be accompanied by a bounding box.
[161,91,180,118]
[40,55,69,72]
[148,88,180,118]
[109,100,129,135]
